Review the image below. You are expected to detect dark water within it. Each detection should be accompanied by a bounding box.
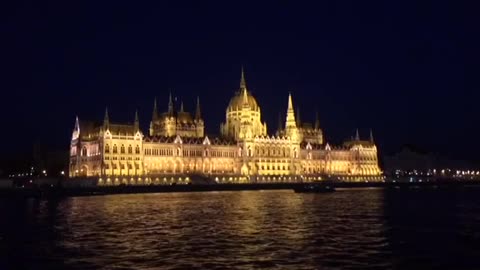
[1,188,480,269]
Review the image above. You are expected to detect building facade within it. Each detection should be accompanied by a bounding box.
[69,69,382,184]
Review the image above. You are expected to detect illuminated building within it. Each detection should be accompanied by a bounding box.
[69,69,382,183]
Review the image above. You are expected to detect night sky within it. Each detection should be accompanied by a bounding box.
[1,1,479,163]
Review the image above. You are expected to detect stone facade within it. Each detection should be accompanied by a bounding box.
[69,69,382,182]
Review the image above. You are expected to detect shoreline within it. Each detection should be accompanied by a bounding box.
[1,180,480,199]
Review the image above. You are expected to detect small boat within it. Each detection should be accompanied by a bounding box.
[294,183,336,193]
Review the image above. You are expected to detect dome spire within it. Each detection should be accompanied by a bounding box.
[315,111,320,130]
[240,66,246,89]
[369,128,374,143]
[242,85,249,106]
[355,128,360,141]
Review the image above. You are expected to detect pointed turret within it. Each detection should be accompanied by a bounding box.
[74,116,80,130]
[134,110,139,131]
[72,116,80,140]
[103,107,110,129]
[369,129,374,143]
[152,97,158,121]
[195,96,201,120]
[168,91,174,116]
[240,66,246,90]
[314,111,320,130]
[179,100,184,113]
[355,128,360,141]
[285,92,296,129]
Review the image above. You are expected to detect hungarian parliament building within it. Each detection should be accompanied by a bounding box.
[69,69,382,184]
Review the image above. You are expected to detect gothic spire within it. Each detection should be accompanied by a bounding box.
[181,100,185,112]
[195,96,201,120]
[314,111,320,130]
[134,110,139,131]
[355,128,360,141]
[103,107,109,129]
[168,91,174,116]
[240,66,246,89]
[285,92,296,129]
[74,115,80,130]
[152,97,158,121]
[288,92,294,111]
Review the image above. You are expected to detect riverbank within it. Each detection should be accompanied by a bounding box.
[1,180,480,199]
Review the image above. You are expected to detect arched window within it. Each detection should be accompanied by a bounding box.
[248,147,252,157]
[105,144,110,154]
[128,145,132,154]
[135,145,140,154]
[113,145,117,154]
[81,146,87,156]
[121,145,125,154]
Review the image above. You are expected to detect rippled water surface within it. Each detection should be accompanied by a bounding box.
[1,188,480,269]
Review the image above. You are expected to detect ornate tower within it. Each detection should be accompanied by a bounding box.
[134,110,139,132]
[103,107,110,130]
[285,93,299,142]
[149,98,158,136]
[220,67,267,140]
[194,96,205,137]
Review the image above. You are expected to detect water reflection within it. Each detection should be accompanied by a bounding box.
[0,188,479,269]
[383,187,480,269]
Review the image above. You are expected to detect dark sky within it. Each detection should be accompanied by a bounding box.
[1,1,479,162]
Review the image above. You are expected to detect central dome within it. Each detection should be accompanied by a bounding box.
[227,90,259,111]
[220,67,267,139]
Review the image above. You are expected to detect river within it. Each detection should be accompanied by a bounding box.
[1,187,480,269]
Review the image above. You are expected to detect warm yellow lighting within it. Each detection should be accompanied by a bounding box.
[69,70,381,181]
